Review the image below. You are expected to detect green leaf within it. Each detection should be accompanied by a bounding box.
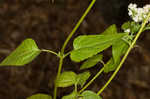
[71,34,126,62]
[80,54,103,70]
[0,39,41,66]
[121,21,130,31]
[27,93,52,99]
[56,71,77,87]
[81,90,102,99]
[102,24,117,35]
[77,71,91,87]
[104,58,117,73]
[143,23,150,31]
[73,34,125,51]
[71,44,111,63]
[112,39,129,63]
[104,39,129,73]
[121,21,140,34]
[62,91,77,99]
[130,22,141,34]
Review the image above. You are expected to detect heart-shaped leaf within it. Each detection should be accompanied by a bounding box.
[0,39,41,66]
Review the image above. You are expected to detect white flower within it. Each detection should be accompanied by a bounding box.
[128,3,137,10]
[124,29,130,33]
[144,4,150,13]
[128,10,132,16]
[128,3,150,22]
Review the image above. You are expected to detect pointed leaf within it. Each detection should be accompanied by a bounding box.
[71,43,111,62]
[56,71,77,87]
[73,34,124,50]
[104,39,129,73]
[71,34,126,62]
[0,39,41,66]
[27,94,52,99]
[80,54,103,70]
[112,39,129,63]
[81,90,102,99]
[77,71,91,87]
[102,24,117,35]
[62,91,77,99]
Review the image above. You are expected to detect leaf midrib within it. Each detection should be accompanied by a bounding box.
[74,35,124,50]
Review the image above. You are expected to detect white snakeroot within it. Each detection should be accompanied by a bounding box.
[128,3,150,22]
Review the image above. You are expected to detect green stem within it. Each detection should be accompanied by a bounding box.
[75,84,78,94]
[97,12,150,95]
[60,0,96,54]
[74,84,78,99]
[53,0,97,99]
[41,49,58,56]
[53,56,63,99]
[79,67,104,94]
[63,51,71,58]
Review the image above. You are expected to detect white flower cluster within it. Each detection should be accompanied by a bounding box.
[128,3,150,22]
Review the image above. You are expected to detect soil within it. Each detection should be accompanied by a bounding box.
[0,0,150,99]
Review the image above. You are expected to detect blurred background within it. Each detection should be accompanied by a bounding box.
[0,0,150,99]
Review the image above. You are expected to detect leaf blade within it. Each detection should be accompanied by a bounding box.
[112,39,129,63]
[56,71,77,87]
[62,91,77,99]
[81,90,102,99]
[104,58,117,73]
[27,94,52,99]
[102,24,117,35]
[77,71,91,87]
[80,54,103,70]
[71,33,126,62]
[0,39,41,66]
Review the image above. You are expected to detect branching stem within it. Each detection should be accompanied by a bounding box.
[79,67,104,94]
[41,49,58,56]
[97,12,150,95]
[53,0,96,99]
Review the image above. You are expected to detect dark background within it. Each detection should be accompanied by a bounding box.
[0,0,150,99]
